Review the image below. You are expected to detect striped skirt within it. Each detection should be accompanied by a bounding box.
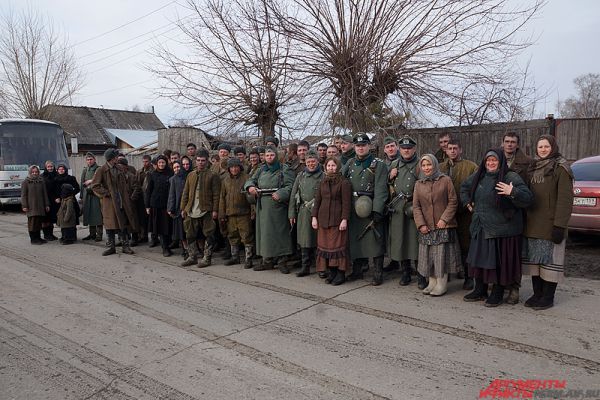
[522,237,566,283]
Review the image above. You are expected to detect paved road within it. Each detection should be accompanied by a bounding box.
[0,212,598,399]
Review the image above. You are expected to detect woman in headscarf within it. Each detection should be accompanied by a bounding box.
[145,155,173,256]
[21,165,50,244]
[311,157,352,285]
[412,154,461,296]
[41,160,59,240]
[460,149,534,307]
[522,135,573,310]
[54,163,80,200]
[167,160,190,258]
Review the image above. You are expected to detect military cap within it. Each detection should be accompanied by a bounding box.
[249,147,260,156]
[258,146,266,154]
[117,157,129,166]
[264,136,279,147]
[233,146,246,155]
[383,136,397,145]
[85,152,96,159]
[341,134,353,143]
[197,149,210,158]
[353,133,371,145]
[264,145,278,154]
[306,150,319,159]
[103,148,119,162]
[227,158,242,168]
[217,143,231,152]
[398,135,417,148]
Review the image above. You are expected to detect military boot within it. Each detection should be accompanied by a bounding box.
[180,244,198,267]
[277,255,290,274]
[346,259,365,281]
[224,245,240,266]
[296,248,311,277]
[95,226,104,242]
[243,245,253,269]
[82,226,96,241]
[399,260,412,286]
[122,232,134,255]
[372,256,384,286]
[383,260,399,272]
[254,257,274,271]
[102,231,116,256]
[197,242,213,268]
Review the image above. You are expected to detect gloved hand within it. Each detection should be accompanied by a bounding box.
[372,212,384,223]
[551,226,565,244]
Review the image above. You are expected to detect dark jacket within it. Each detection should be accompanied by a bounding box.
[167,173,187,215]
[312,175,352,228]
[42,170,59,222]
[181,168,221,214]
[507,148,532,183]
[145,168,173,209]
[54,173,80,202]
[21,176,49,217]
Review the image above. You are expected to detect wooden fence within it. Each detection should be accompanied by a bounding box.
[68,154,145,180]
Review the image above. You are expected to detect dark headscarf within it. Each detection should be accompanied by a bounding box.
[468,149,510,209]
[528,134,572,184]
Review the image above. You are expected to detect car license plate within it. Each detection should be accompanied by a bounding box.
[573,197,597,207]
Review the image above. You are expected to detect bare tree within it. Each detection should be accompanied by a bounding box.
[559,73,600,118]
[0,7,84,120]
[270,0,544,132]
[149,0,301,141]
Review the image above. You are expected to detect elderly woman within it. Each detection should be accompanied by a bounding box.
[311,157,352,285]
[460,149,534,307]
[412,154,461,296]
[522,135,573,310]
[21,165,50,244]
[145,155,173,257]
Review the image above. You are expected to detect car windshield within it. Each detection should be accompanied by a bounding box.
[572,162,600,181]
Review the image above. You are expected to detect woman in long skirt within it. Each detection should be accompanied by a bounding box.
[145,155,173,257]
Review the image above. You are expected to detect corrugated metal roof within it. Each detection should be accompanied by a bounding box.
[105,128,157,148]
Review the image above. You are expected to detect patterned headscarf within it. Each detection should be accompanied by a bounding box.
[418,154,442,181]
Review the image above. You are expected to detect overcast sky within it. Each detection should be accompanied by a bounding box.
[2,0,599,128]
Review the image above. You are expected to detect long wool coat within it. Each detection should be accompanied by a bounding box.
[80,163,103,226]
[244,162,295,258]
[91,163,140,231]
[288,168,323,248]
[21,176,49,217]
[342,155,389,260]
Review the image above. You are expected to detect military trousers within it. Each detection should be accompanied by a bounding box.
[184,213,216,243]
[226,214,254,246]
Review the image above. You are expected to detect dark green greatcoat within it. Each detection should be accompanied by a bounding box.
[80,163,103,226]
[244,162,295,258]
[387,155,419,262]
[288,167,323,248]
[342,154,389,260]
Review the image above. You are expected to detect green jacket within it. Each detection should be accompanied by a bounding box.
[288,167,323,248]
[80,163,103,226]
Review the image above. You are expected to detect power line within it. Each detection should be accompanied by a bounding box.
[70,0,179,48]
[80,79,155,98]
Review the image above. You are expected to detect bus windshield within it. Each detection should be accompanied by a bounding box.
[0,120,69,171]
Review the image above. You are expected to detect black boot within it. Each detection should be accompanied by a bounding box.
[416,272,428,290]
[532,280,557,310]
[149,235,159,247]
[325,267,337,284]
[43,226,57,241]
[122,231,134,255]
[296,248,311,277]
[525,276,544,308]
[95,226,104,242]
[318,270,329,279]
[399,261,412,286]
[462,264,474,290]
[383,260,399,272]
[82,226,96,241]
[485,284,504,307]
[277,256,290,274]
[102,231,116,256]
[372,256,384,286]
[464,278,488,302]
[346,259,365,281]
[332,270,346,286]
[130,232,139,247]
[224,245,240,266]
[161,235,172,257]
[30,231,43,245]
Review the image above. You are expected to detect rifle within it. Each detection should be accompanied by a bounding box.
[242,188,279,210]
[385,191,411,215]
[357,220,383,241]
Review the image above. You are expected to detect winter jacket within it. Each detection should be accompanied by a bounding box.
[413,175,458,230]
[144,168,173,209]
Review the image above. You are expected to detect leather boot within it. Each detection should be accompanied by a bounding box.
[325,267,337,284]
[430,274,448,296]
[243,245,253,269]
[122,234,134,255]
[372,256,384,286]
[383,260,399,272]
[82,226,96,241]
[532,280,557,310]
[225,245,240,266]
[422,276,437,295]
[416,272,428,290]
[43,226,57,241]
[462,264,474,290]
[30,231,43,245]
[161,235,172,257]
[464,278,488,302]
[524,276,543,307]
[484,284,504,307]
[399,260,412,286]
[102,231,116,256]
[506,284,520,305]
[221,242,232,261]
[296,248,311,277]
[346,259,365,281]
[180,243,198,267]
[254,257,274,271]
[130,232,139,247]
[277,255,290,274]
[197,242,213,268]
[332,270,346,286]
[95,226,103,242]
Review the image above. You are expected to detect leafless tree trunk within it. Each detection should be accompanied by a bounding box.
[559,73,600,118]
[148,0,300,142]
[0,7,84,120]
[270,0,544,132]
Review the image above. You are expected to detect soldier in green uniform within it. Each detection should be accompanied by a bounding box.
[339,134,356,167]
[289,150,324,277]
[219,158,254,268]
[211,143,233,259]
[80,153,103,242]
[387,135,424,288]
[244,146,295,273]
[342,133,389,285]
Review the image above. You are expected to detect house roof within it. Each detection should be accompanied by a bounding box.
[105,129,158,148]
[43,105,165,146]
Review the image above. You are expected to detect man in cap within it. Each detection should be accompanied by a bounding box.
[247,147,262,177]
[387,135,423,287]
[244,146,295,273]
[383,136,400,167]
[342,133,389,285]
[339,134,356,167]
[288,150,324,277]
[234,146,247,168]
[434,132,451,163]
[439,138,478,290]
[316,142,328,166]
[180,149,221,268]
[80,152,103,242]
[91,148,140,256]
[219,158,254,267]
[211,143,232,179]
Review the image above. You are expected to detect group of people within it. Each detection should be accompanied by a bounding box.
[20,130,573,310]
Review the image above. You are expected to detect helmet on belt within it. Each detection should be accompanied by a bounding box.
[354,195,373,218]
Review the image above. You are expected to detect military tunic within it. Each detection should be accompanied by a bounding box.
[342,154,388,260]
[288,167,323,248]
[244,162,295,258]
[219,172,254,246]
[387,156,419,262]
[80,163,103,226]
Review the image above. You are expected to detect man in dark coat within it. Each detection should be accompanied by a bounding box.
[91,148,140,256]
[80,153,103,241]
